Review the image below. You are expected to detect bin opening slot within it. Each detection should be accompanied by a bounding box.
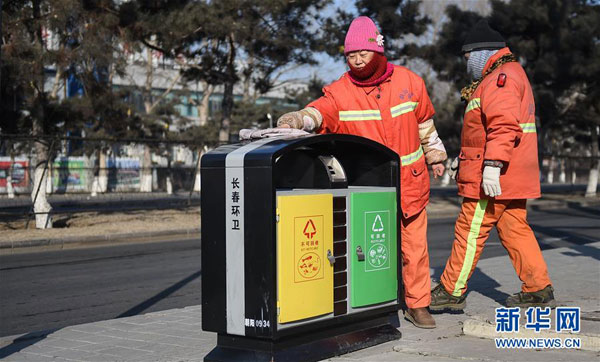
[318,155,347,184]
[274,149,348,189]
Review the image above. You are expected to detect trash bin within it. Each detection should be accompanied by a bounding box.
[201,134,402,361]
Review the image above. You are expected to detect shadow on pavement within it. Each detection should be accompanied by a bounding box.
[116,269,202,318]
[533,223,600,261]
[430,265,511,311]
[529,202,600,218]
[0,266,203,358]
[563,202,600,217]
[560,244,600,261]
[0,329,57,359]
[469,267,512,305]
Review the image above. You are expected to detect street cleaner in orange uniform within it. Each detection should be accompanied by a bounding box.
[430,20,556,311]
[276,16,448,328]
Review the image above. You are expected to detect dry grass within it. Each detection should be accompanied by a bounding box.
[0,207,200,242]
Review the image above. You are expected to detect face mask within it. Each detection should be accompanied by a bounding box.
[466,49,498,80]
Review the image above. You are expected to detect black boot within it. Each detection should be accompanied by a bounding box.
[429,283,467,311]
[505,285,557,308]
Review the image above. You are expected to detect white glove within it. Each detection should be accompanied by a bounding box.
[448,157,459,180]
[239,128,309,140]
[277,108,323,131]
[481,166,502,197]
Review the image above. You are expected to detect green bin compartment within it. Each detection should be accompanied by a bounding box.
[350,191,398,308]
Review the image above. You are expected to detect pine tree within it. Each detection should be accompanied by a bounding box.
[419,0,600,186]
[177,0,331,143]
[116,0,207,191]
[1,0,128,228]
[287,75,326,110]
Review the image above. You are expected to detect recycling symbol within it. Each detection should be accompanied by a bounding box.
[372,214,384,232]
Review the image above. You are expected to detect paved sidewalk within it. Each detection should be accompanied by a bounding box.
[1,242,598,361]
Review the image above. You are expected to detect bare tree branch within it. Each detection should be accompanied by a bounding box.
[49,66,63,99]
[148,71,183,114]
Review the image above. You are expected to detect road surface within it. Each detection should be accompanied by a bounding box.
[1,204,598,337]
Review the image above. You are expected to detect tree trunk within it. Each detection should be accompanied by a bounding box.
[197,82,213,126]
[99,149,108,192]
[559,158,566,183]
[586,162,599,197]
[7,154,15,199]
[585,125,599,197]
[30,0,52,229]
[32,164,53,229]
[547,156,555,184]
[242,56,254,103]
[45,160,53,194]
[166,176,173,194]
[144,46,154,115]
[139,45,156,193]
[92,149,108,196]
[7,175,14,198]
[91,176,99,197]
[140,145,153,192]
[32,134,53,229]
[219,34,236,144]
[219,85,233,143]
[166,153,173,195]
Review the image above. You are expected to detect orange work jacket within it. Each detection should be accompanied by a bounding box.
[458,47,541,200]
[308,65,435,218]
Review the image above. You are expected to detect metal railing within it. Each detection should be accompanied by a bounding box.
[2,134,598,223]
[1,135,205,224]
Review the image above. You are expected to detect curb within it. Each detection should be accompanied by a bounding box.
[0,228,200,251]
[462,318,600,352]
[0,328,59,349]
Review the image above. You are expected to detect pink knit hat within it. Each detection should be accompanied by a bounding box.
[344,16,384,55]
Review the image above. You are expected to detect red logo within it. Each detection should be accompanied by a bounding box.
[303,219,316,239]
[497,73,507,87]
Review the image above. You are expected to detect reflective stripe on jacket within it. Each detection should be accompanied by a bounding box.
[308,65,436,218]
[458,47,541,199]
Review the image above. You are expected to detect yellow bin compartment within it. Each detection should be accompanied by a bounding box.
[277,194,334,324]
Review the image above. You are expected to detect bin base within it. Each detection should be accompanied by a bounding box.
[204,314,401,362]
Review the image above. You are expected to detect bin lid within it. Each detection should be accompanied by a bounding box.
[201,134,399,169]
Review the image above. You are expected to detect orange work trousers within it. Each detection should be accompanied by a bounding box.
[440,198,552,297]
[401,209,430,308]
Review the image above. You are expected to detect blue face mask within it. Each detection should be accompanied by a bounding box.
[467,50,498,80]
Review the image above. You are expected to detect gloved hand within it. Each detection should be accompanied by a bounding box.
[481,165,502,197]
[277,111,305,130]
[277,107,322,131]
[239,128,309,140]
[447,157,459,180]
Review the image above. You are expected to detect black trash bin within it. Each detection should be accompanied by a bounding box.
[201,134,403,361]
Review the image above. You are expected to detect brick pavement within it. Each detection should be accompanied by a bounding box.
[1,242,598,361]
